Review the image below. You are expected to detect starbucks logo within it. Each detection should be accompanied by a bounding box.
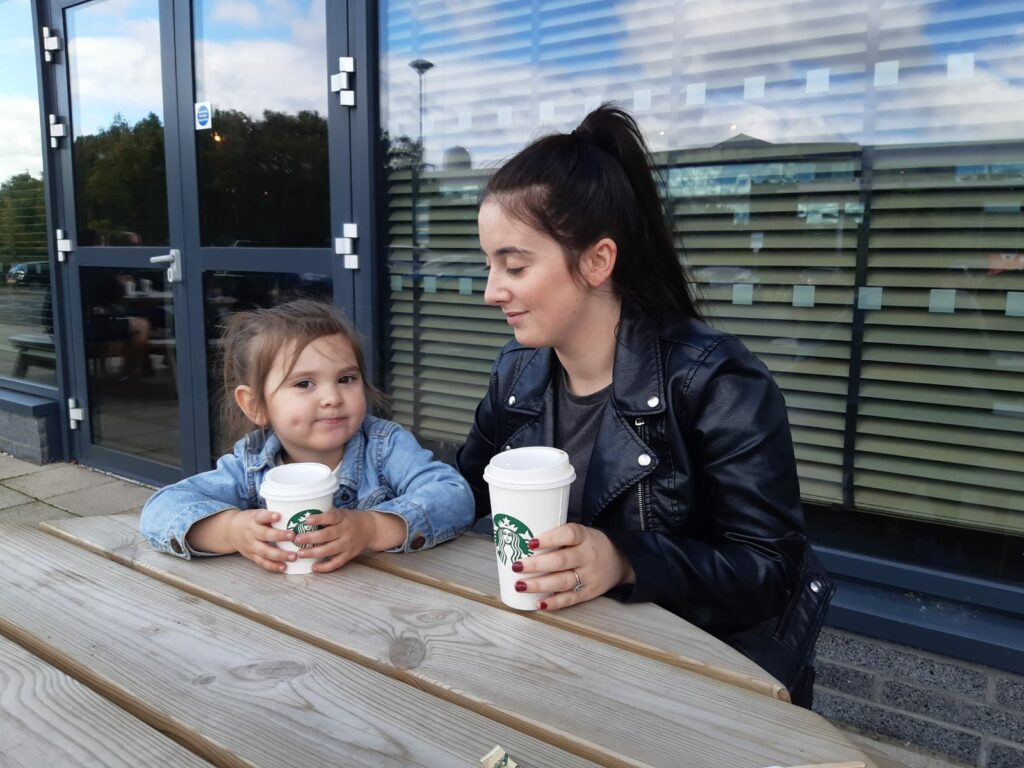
[286,509,321,550]
[493,515,534,566]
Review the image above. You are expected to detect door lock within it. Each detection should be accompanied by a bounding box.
[150,249,181,283]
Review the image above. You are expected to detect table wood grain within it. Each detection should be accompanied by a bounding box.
[34,514,876,768]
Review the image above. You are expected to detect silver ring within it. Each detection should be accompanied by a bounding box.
[572,569,583,593]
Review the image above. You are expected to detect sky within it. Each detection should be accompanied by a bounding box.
[2,0,1023,182]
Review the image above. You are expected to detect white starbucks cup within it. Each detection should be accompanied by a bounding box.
[259,462,338,575]
[484,447,576,610]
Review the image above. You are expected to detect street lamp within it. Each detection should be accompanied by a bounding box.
[407,58,433,435]
[408,58,434,147]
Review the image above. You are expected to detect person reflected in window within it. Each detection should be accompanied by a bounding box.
[456,105,833,707]
[85,270,151,379]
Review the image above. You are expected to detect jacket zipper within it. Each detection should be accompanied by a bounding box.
[635,417,648,531]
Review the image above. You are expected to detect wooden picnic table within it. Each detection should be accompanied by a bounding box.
[0,515,877,768]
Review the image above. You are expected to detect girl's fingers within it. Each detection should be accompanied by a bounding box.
[311,553,351,572]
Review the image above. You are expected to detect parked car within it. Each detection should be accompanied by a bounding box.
[6,261,50,286]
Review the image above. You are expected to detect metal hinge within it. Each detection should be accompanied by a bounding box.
[68,397,84,430]
[48,114,66,148]
[334,223,359,269]
[330,57,356,107]
[55,228,72,262]
[42,26,61,62]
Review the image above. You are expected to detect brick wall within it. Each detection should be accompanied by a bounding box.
[814,628,1024,768]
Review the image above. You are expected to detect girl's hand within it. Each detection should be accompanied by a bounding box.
[510,523,636,610]
[293,508,381,573]
[226,508,298,573]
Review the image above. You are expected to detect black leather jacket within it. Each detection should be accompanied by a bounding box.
[456,305,834,695]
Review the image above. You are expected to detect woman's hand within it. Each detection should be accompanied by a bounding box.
[294,508,406,573]
[510,523,636,610]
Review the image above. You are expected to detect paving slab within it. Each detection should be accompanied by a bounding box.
[4,463,116,500]
[0,501,74,525]
[46,479,153,517]
[0,453,49,481]
[0,486,33,510]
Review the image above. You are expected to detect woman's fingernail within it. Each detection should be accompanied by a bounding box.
[538,601,548,610]
[527,538,540,550]
[515,581,527,592]
[511,561,524,573]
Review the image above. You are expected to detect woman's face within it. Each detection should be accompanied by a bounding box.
[478,200,588,351]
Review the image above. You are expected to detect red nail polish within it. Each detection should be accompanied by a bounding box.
[511,561,523,573]
[538,601,548,610]
[515,581,527,592]
[528,538,540,550]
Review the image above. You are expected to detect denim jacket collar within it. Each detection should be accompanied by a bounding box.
[243,426,366,497]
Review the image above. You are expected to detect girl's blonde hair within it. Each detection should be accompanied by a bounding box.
[219,298,389,445]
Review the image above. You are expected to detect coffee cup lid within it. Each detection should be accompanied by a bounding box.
[259,462,337,501]
[483,447,576,490]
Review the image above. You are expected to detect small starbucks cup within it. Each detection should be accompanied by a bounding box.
[259,462,337,575]
[484,447,575,610]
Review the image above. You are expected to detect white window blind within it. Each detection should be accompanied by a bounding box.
[381,0,1024,536]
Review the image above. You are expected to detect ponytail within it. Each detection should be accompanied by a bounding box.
[484,104,701,321]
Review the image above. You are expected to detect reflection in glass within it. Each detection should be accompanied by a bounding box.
[203,271,332,460]
[0,0,55,385]
[193,0,329,247]
[81,267,179,467]
[67,0,169,247]
[380,0,1024,544]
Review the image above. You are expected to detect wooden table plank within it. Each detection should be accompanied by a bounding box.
[44,514,875,768]
[0,633,212,768]
[0,524,602,768]
[360,531,789,700]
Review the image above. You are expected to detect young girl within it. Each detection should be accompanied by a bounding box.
[141,298,474,572]
[457,105,832,706]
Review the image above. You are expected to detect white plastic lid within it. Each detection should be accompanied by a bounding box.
[259,462,337,501]
[483,446,576,490]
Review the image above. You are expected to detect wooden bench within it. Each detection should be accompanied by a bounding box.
[9,333,56,378]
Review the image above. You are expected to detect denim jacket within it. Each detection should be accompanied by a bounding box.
[141,414,474,558]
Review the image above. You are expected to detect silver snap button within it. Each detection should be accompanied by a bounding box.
[507,395,517,406]
[809,579,822,594]
[503,445,511,451]
[638,454,652,467]
[647,396,660,408]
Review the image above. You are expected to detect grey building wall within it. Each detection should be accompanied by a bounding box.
[815,628,1024,768]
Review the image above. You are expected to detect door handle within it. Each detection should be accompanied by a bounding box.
[150,249,181,283]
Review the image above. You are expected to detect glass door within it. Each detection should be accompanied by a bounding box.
[48,0,195,483]
[47,0,352,481]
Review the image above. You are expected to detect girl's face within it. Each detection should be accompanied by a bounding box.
[250,333,367,467]
[479,200,591,352]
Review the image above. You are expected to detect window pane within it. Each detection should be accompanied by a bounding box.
[67,0,169,247]
[193,0,329,247]
[80,267,179,467]
[379,0,1024,547]
[0,0,56,386]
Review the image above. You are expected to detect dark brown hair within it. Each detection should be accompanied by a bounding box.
[219,298,389,444]
[483,104,701,320]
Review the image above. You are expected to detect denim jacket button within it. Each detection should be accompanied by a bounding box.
[809,579,823,594]
[647,396,660,408]
[170,537,184,554]
[507,395,517,406]
[638,453,652,467]
[410,533,426,550]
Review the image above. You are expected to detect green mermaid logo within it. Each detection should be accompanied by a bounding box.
[286,509,321,550]
[493,515,533,566]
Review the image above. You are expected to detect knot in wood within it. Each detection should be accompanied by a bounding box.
[389,636,426,670]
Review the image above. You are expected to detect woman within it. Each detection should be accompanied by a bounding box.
[456,105,833,706]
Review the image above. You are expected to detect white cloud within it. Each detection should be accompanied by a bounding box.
[0,95,44,183]
[210,1,264,27]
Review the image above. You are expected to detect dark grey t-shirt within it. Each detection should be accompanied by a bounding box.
[555,370,611,523]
